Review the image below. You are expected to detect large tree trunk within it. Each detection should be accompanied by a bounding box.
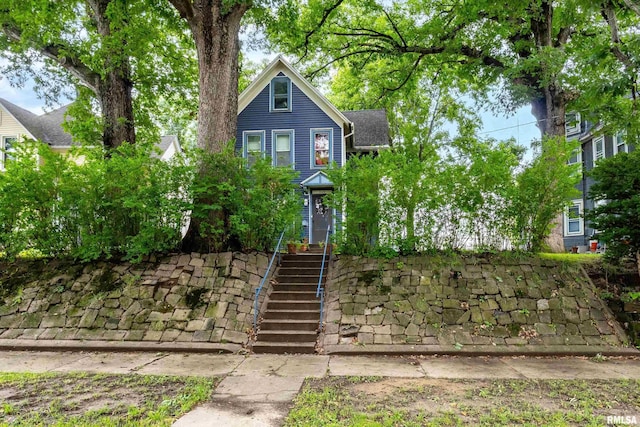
[169,0,249,252]
[86,0,136,149]
[527,1,570,253]
[96,70,135,149]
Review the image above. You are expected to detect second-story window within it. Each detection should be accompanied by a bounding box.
[1,136,17,170]
[311,129,331,168]
[614,132,627,154]
[244,131,265,167]
[565,112,581,136]
[273,130,294,167]
[271,76,291,112]
[593,136,604,164]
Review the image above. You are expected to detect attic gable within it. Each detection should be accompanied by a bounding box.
[238,55,351,130]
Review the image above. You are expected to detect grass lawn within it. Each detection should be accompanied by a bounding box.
[285,376,640,427]
[0,372,217,426]
[539,252,602,265]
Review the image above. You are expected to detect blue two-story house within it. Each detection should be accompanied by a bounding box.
[562,112,634,251]
[236,56,389,243]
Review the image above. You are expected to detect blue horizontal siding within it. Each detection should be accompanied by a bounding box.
[237,79,343,185]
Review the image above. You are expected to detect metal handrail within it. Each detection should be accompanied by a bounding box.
[316,225,331,330]
[253,230,285,331]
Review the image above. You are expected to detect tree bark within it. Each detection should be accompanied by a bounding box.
[86,0,136,149]
[169,0,249,252]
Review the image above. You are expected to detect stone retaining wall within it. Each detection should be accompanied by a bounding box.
[0,252,270,345]
[324,255,629,348]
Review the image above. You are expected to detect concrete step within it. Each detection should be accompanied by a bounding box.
[259,319,319,331]
[278,267,322,276]
[263,309,320,320]
[257,330,318,342]
[269,291,319,301]
[277,275,321,283]
[274,283,318,292]
[267,300,320,311]
[252,341,316,354]
[282,254,324,262]
[280,260,327,269]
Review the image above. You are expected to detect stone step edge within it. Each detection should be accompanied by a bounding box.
[258,330,318,335]
[0,339,241,354]
[252,342,316,348]
[323,344,640,357]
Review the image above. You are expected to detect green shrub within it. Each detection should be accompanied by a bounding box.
[0,139,191,261]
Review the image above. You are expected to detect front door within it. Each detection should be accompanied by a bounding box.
[311,193,332,243]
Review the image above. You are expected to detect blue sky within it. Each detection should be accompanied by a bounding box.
[0,55,542,149]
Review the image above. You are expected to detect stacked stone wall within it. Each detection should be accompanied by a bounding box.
[0,252,270,345]
[324,254,628,348]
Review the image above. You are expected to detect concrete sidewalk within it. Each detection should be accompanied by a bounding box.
[0,351,639,426]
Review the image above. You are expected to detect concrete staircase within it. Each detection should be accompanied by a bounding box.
[253,248,327,354]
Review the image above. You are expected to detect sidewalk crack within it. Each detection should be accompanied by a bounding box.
[129,353,169,372]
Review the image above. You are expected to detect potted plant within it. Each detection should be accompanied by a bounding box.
[286,240,298,254]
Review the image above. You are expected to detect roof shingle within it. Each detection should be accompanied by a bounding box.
[342,109,390,149]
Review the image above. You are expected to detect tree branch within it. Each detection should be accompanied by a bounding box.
[622,0,640,16]
[299,0,345,61]
[382,8,407,48]
[602,2,636,71]
[168,0,194,21]
[0,22,100,93]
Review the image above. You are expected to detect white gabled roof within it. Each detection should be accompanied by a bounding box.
[300,171,333,187]
[238,55,351,129]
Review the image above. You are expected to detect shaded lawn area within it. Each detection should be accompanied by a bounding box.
[539,252,602,265]
[0,372,217,426]
[286,377,640,427]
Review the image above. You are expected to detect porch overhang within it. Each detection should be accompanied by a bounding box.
[300,171,333,188]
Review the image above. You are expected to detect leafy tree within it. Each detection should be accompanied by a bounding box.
[270,0,640,141]
[266,0,640,252]
[507,137,581,252]
[0,0,197,148]
[326,154,384,256]
[587,149,640,271]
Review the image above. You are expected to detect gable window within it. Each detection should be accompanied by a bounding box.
[1,136,17,170]
[614,132,627,154]
[270,76,291,112]
[564,200,584,236]
[243,131,265,167]
[311,129,332,168]
[593,136,604,164]
[565,112,581,136]
[273,130,294,167]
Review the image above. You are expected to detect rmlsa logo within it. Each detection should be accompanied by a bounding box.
[607,415,638,425]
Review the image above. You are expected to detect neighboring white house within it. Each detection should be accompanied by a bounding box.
[0,97,181,169]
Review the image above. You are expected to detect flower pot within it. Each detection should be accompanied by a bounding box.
[300,244,308,252]
[287,243,297,254]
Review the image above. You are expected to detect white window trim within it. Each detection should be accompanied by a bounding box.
[613,132,627,155]
[310,128,333,169]
[564,199,584,237]
[565,112,581,137]
[568,147,582,168]
[592,136,605,164]
[242,130,265,166]
[272,129,295,167]
[270,76,292,112]
[1,135,17,170]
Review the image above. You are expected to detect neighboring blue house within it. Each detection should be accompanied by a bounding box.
[236,56,389,243]
[562,112,634,251]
